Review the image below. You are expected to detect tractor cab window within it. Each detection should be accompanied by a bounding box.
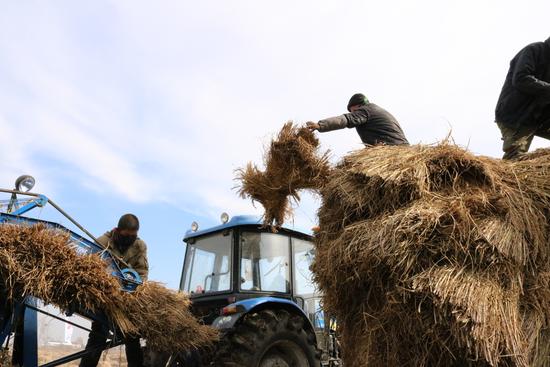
[181,231,232,294]
[292,237,322,327]
[240,232,290,293]
[292,238,316,297]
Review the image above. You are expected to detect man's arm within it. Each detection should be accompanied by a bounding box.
[307,109,369,132]
[127,241,149,281]
[95,234,109,248]
[317,115,348,132]
[512,47,550,96]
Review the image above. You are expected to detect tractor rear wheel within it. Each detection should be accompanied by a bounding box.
[215,309,320,367]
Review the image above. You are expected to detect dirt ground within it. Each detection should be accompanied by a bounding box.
[38,345,128,367]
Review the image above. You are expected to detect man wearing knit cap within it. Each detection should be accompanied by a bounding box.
[495,37,550,159]
[306,93,409,146]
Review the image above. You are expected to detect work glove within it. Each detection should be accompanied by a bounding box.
[306,121,320,131]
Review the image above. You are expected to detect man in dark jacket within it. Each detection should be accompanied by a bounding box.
[306,93,409,146]
[80,214,148,367]
[495,37,550,159]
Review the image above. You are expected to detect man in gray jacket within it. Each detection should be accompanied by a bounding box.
[306,93,409,146]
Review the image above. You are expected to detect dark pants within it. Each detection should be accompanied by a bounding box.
[497,122,550,159]
[11,315,23,366]
[79,321,143,367]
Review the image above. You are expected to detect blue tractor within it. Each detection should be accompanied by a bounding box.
[178,214,341,367]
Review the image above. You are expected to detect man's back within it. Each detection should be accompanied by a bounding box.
[348,103,409,146]
[495,39,550,128]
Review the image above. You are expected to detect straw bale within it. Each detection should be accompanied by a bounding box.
[238,131,550,366]
[516,148,550,161]
[411,266,524,366]
[312,144,550,366]
[0,224,217,353]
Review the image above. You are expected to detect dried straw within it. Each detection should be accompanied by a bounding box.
[237,128,550,367]
[0,224,217,353]
[0,348,9,367]
[237,121,330,226]
[313,145,550,367]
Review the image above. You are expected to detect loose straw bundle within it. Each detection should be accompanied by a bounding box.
[0,224,217,353]
[237,122,330,226]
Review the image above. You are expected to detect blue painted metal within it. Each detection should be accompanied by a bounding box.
[10,195,48,216]
[211,296,312,330]
[184,215,312,241]
[119,268,141,292]
[23,298,38,367]
[232,297,309,317]
[184,215,260,240]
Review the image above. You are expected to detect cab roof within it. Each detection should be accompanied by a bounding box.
[183,215,312,242]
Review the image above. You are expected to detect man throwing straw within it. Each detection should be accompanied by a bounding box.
[306,93,409,146]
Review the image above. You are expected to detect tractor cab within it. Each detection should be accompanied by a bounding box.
[180,215,340,366]
[181,215,320,325]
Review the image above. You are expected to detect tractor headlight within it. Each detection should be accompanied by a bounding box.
[15,175,35,192]
[191,221,199,232]
[220,212,230,224]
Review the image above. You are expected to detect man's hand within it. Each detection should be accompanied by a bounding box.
[306,121,320,131]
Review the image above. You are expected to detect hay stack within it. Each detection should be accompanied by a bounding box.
[237,123,550,367]
[237,121,330,226]
[316,145,550,367]
[0,224,217,353]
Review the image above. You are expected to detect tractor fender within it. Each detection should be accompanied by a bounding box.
[212,297,316,337]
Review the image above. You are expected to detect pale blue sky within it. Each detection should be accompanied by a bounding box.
[1,0,549,288]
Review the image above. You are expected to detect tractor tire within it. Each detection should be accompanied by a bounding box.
[146,346,215,366]
[164,350,204,367]
[215,309,320,367]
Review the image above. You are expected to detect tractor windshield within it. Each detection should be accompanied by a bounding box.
[181,231,232,294]
[240,232,290,293]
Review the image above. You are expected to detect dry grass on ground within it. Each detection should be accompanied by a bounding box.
[39,345,128,367]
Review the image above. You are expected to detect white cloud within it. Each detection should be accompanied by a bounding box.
[1,0,550,225]
[0,116,43,188]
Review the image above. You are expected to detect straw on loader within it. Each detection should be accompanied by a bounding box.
[0,177,216,367]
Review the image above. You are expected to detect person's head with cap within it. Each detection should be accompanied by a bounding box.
[347,93,370,112]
